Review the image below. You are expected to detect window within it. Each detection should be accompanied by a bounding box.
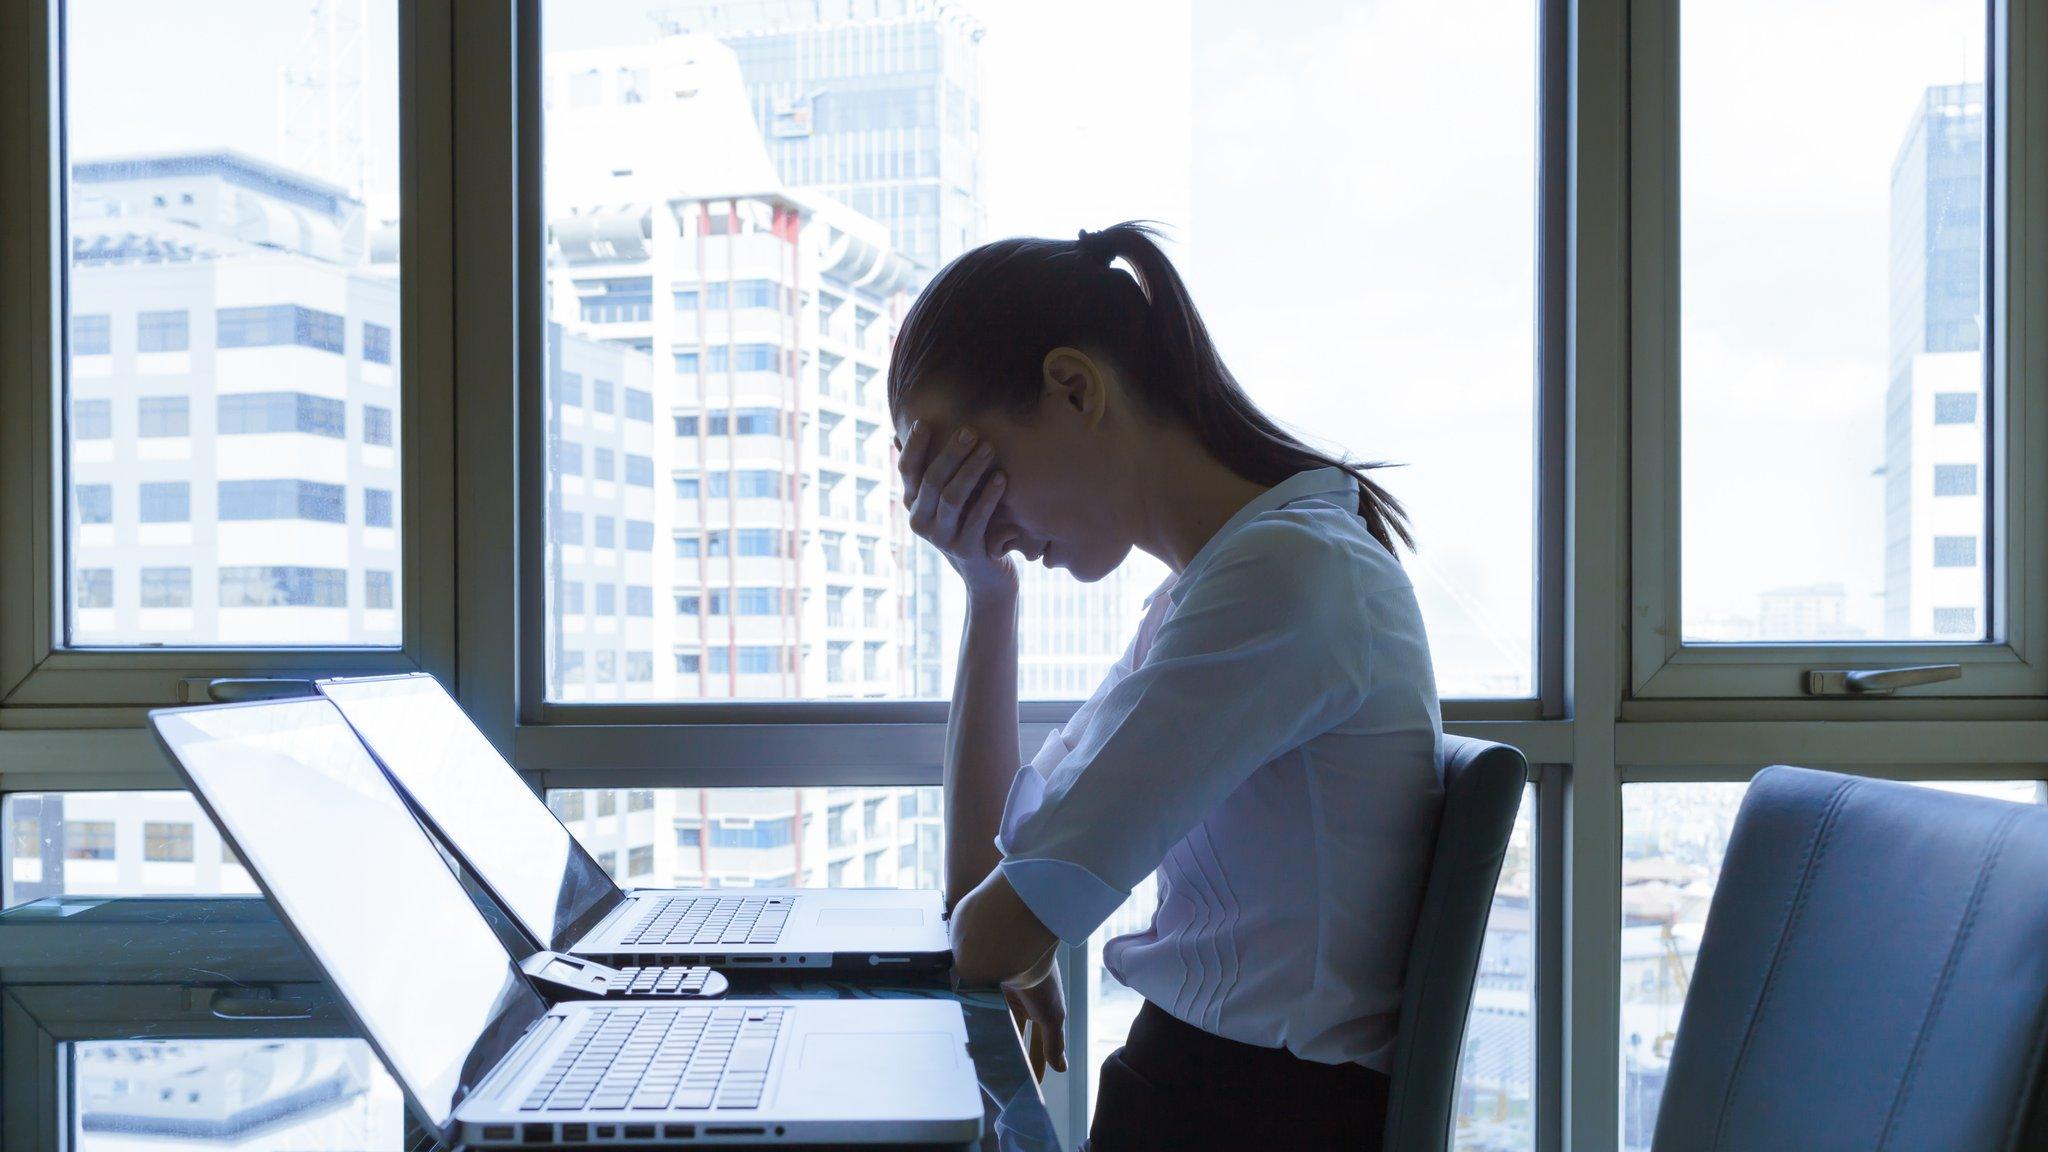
[673,476,698,499]
[1932,535,1977,568]
[628,789,654,813]
[76,568,113,609]
[595,650,617,682]
[363,404,394,447]
[737,647,780,675]
[593,378,615,414]
[624,387,653,421]
[1933,391,1979,424]
[218,567,348,609]
[676,594,700,616]
[674,414,699,437]
[72,313,110,356]
[138,481,189,523]
[624,454,653,486]
[592,446,615,481]
[561,581,584,614]
[136,309,188,353]
[625,519,653,551]
[140,567,191,608]
[556,441,584,476]
[1674,1,1986,645]
[555,509,583,545]
[218,480,345,524]
[137,395,188,438]
[674,535,700,558]
[75,484,112,525]
[217,392,347,438]
[594,515,615,549]
[626,651,653,681]
[1932,464,1976,497]
[365,570,395,610]
[595,584,616,615]
[73,398,111,439]
[559,371,584,406]
[216,305,345,353]
[1932,606,1977,634]
[627,845,653,876]
[675,652,701,674]
[735,588,779,616]
[626,586,653,616]
[364,488,394,528]
[65,821,115,861]
[551,791,586,822]
[363,321,393,365]
[143,821,194,863]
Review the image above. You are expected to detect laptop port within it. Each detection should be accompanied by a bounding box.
[481,1126,514,1140]
[523,1124,552,1143]
[705,1127,766,1137]
[624,1125,656,1139]
[561,1123,589,1141]
[662,1124,696,1139]
[595,1125,616,1137]
[730,956,773,964]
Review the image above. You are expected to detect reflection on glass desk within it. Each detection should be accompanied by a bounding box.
[0,896,1060,1152]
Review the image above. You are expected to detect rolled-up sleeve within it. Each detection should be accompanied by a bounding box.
[994,521,1374,945]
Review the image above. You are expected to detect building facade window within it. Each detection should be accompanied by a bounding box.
[76,483,113,524]
[1932,463,1977,496]
[140,566,192,608]
[143,821,194,862]
[138,481,189,523]
[137,309,189,353]
[76,568,114,608]
[593,378,615,414]
[73,398,111,439]
[365,570,395,610]
[594,515,616,548]
[363,404,394,446]
[215,304,345,353]
[555,509,583,544]
[625,519,654,551]
[1932,606,1977,634]
[626,586,653,616]
[595,584,616,615]
[625,454,654,486]
[217,392,346,438]
[218,479,345,523]
[626,651,653,681]
[72,313,111,355]
[1932,535,1978,567]
[593,446,615,481]
[363,321,393,365]
[65,821,115,860]
[218,566,348,608]
[624,387,653,421]
[1932,391,1979,424]
[364,487,394,528]
[627,845,653,876]
[137,395,189,437]
[556,441,584,476]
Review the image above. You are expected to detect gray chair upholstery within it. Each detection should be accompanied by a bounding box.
[1653,766,2048,1152]
[1382,735,1529,1151]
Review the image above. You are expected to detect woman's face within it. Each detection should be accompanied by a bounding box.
[893,365,1137,583]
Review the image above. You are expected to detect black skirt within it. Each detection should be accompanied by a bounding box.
[1084,1000,1391,1152]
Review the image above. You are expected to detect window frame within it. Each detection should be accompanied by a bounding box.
[1625,0,2048,700]
[0,0,459,721]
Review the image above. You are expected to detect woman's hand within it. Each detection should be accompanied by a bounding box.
[898,420,1016,602]
[1004,961,1068,1080]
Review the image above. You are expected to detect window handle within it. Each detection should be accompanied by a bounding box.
[196,677,318,703]
[1804,664,1962,696]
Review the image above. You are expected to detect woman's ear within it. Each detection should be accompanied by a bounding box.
[1041,347,1107,428]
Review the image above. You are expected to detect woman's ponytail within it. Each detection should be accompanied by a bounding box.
[890,221,1414,556]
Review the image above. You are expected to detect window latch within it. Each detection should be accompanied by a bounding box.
[1803,664,1962,697]
[182,677,318,704]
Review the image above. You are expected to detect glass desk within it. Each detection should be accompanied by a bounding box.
[0,896,1060,1152]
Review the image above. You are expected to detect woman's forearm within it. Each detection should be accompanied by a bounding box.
[944,586,1022,910]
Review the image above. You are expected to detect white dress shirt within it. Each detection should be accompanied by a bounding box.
[995,466,1444,1071]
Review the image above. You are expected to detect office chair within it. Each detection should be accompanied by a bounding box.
[1652,766,2048,1151]
[1382,735,1529,1151]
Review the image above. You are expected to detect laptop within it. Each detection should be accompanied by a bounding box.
[314,673,952,975]
[148,698,985,1148]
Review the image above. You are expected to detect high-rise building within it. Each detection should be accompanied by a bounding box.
[1885,83,1986,639]
[65,152,401,648]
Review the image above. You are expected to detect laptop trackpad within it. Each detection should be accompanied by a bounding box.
[816,907,925,928]
[798,1031,959,1073]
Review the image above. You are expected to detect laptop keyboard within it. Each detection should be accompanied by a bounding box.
[521,1005,787,1113]
[610,966,716,996]
[620,896,792,947]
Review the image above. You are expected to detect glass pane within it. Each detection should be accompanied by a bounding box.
[64,1,402,646]
[540,0,1537,701]
[1680,1,1988,642]
[1083,786,1538,1149]
[1619,777,2043,1148]
[3,792,257,908]
[545,787,944,890]
[70,1039,404,1149]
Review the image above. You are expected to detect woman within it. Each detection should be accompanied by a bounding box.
[891,222,1442,1152]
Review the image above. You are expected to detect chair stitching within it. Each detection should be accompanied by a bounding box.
[1709,778,1857,1152]
[1876,807,2021,1151]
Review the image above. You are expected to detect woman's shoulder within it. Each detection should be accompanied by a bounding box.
[1228,498,1414,599]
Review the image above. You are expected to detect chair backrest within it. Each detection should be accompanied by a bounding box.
[1382,735,1528,1151]
[1653,766,2048,1152]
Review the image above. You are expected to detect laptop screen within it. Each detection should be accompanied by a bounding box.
[317,674,620,951]
[150,699,547,1136]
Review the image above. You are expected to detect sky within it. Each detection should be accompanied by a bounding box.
[60,0,1996,689]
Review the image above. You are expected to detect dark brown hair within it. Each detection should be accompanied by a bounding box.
[886,221,1412,554]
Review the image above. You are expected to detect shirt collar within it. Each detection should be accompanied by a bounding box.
[1141,466,1360,608]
